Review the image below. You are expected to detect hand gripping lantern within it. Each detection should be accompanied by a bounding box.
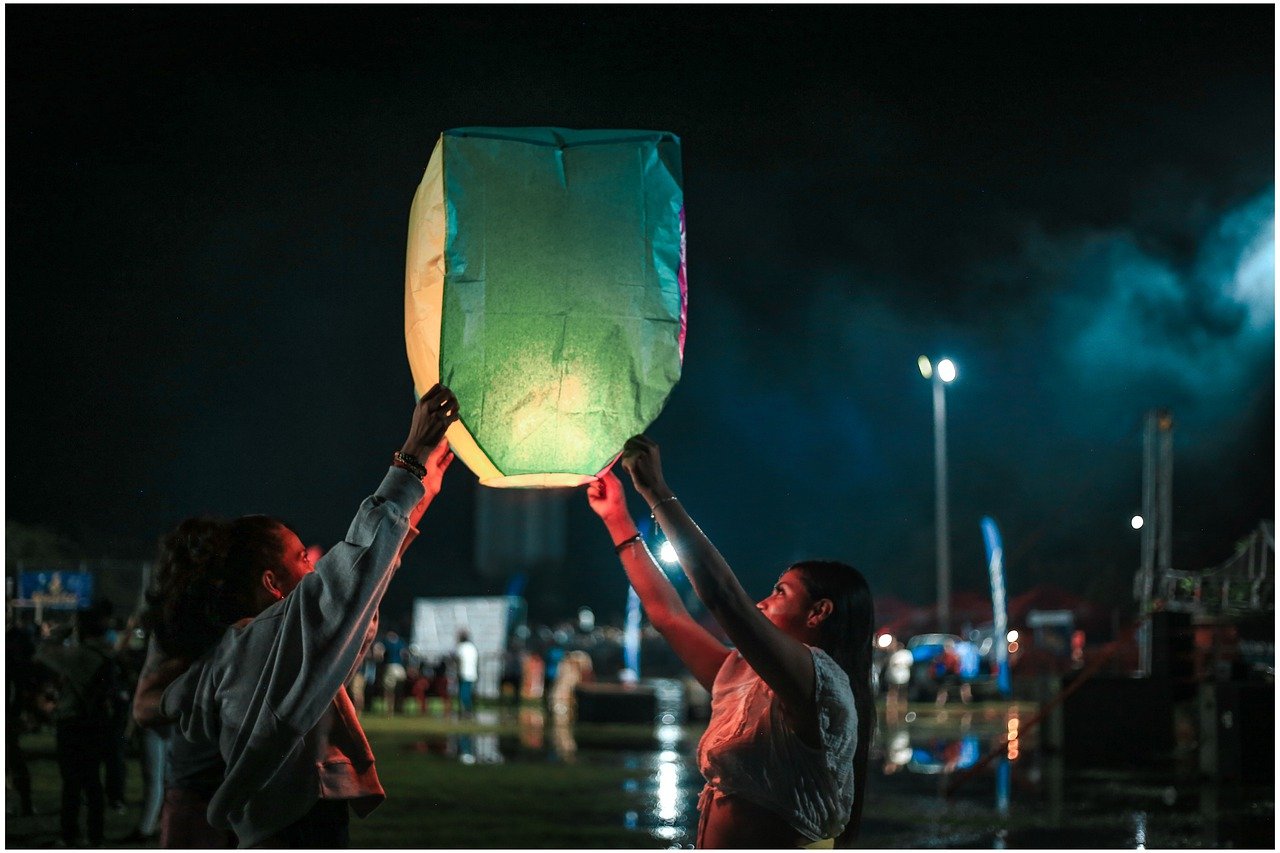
[404,127,687,487]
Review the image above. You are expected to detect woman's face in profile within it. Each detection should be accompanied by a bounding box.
[755,568,815,638]
[273,527,315,597]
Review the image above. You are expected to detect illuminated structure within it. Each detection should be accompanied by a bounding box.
[405,127,686,487]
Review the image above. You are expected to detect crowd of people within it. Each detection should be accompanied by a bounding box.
[6,383,876,849]
[7,604,165,847]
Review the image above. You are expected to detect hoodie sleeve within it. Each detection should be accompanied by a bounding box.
[251,465,423,735]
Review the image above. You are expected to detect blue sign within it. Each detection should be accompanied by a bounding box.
[18,570,94,610]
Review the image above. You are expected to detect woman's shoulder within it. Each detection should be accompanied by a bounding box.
[807,647,855,705]
[805,647,858,763]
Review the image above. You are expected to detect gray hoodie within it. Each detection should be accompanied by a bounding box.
[161,467,423,847]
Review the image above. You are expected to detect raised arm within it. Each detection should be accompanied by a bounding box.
[162,385,459,736]
[396,439,455,560]
[587,470,728,691]
[619,436,819,726]
[261,384,458,731]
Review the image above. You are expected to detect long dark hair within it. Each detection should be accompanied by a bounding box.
[144,514,289,660]
[792,560,875,847]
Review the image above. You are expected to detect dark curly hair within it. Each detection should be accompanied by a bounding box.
[144,514,290,661]
[790,560,875,848]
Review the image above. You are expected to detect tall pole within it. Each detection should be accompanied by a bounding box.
[1137,411,1156,674]
[1156,410,1173,579]
[934,374,950,634]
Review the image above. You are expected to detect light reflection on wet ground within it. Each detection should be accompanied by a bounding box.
[403,705,1273,848]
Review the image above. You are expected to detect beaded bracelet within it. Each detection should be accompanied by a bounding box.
[614,534,642,553]
[392,451,427,480]
[649,495,679,511]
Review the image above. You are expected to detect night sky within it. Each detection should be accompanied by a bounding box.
[7,6,1274,629]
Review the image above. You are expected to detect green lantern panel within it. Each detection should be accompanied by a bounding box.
[405,127,686,487]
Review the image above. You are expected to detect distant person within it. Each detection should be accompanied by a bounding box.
[382,631,406,671]
[587,436,874,848]
[381,657,407,716]
[406,662,431,714]
[363,642,386,713]
[347,648,370,714]
[34,601,121,848]
[521,649,545,703]
[142,384,458,848]
[954,639,978,704]
[885,644,913,719]
[542,632,565,709]
[500,643,523,707]
[455,630,478,717]
[548,650,593,720]
[114,616,169,845]
[933,640,963,707]
[103,612,139,816]
[6,611,38,818]
[426,659,453,717]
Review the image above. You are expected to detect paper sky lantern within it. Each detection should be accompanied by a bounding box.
[404,127,686,487]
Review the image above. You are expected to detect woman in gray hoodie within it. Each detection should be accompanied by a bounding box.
[149,383,458,847]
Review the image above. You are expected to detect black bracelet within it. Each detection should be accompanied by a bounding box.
[393,451,427,480]
[614,534,642,553]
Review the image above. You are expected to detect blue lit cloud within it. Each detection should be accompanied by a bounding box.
[1052,189,1274,399]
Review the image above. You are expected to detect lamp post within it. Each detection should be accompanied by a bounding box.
[919,356,957,634]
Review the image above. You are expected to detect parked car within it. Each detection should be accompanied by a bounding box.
[905,633,963,701]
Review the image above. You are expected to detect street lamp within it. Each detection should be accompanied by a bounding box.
[919,355,957,633]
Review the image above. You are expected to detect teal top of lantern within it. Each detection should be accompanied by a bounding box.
[438,127,685,482]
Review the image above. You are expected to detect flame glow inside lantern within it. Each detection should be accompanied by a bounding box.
[405,127,687,487]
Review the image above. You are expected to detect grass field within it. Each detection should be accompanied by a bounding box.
[5,709,696,849]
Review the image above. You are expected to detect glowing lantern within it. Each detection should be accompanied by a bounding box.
[405,127,686,487]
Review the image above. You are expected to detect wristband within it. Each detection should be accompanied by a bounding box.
[649,495,679,511]
[614,534,642,553]
[392,451,427,480]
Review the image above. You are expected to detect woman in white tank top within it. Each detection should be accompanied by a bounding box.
[587,436,875,848]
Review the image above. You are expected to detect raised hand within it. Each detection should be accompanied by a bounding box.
[620,435,672,506]
[401,384,459,460]
[586,468,628,523]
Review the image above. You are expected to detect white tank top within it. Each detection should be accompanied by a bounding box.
[697,646,858,841]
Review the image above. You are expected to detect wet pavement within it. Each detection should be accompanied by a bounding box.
[404,704,1274,848]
